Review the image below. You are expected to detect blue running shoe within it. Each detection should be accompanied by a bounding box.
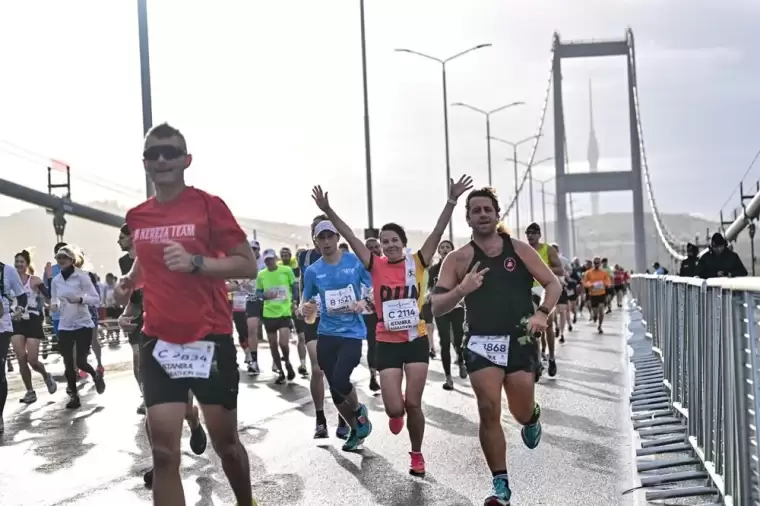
[341,428,365,452]
[521,421,542,449]
[484,475,511,505]
[335,424,350,440]
[355,403,373,440]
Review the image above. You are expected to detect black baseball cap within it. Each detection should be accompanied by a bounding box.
[525,222,541,234]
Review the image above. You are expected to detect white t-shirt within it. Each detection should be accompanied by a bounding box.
[1,263,25,333]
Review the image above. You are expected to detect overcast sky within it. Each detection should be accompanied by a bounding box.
[0,0,757,236]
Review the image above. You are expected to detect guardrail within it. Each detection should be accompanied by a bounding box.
[628,274,760,505]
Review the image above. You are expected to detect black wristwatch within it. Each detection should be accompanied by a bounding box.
[191,255,205,274]
[537,305,551,316]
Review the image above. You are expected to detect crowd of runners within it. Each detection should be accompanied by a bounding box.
[0,123,632,506]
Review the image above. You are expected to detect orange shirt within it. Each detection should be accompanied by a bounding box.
[583,268,611,296]
[370,252,427,343]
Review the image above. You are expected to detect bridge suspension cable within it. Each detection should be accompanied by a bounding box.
[627,30,687,262]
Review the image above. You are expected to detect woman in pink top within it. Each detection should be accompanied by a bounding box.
[311,175,473,477]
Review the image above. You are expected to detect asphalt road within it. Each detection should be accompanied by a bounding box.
[0,310,634,505]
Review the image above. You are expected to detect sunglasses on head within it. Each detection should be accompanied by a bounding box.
[143,145,186,161]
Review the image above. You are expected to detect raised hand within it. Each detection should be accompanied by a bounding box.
[458,261,489,295]
[449,175,474,200]
[311,186,331,212]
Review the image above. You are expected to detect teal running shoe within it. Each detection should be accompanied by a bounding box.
[341,428,365,452]
[521,420,542,449]
[355,403,373,440]
[484,475,511,505]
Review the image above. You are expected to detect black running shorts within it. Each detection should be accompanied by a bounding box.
[463,331,538,376]
[141,334,239,410]
[375,336,430,371]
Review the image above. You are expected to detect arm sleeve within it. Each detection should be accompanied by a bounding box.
[50,276,59,305]
[206,195,247,254]
[6,266,25,297]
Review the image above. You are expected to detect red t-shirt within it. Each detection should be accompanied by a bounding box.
[126,187,246,344]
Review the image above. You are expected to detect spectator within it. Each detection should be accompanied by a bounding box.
[696,233,748,279]
[679,243,699,277]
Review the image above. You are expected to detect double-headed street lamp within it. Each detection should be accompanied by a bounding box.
[489,135,541,237]
[450,101,525,187]
[502,155,553,224]
[395,43,492,242]
[532,176,556,240]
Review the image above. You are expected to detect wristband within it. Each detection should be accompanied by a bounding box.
[537,305,551,316]
[447,198,457,205]
[456,284,467,297]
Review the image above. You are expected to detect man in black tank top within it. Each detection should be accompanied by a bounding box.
[430,187,562,506]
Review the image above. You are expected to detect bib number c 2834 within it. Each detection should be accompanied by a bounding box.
[152,340,215,379]
[467,335,510,367]
[382,298,419,332]
[324,286,356,313]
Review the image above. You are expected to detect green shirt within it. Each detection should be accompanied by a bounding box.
[256,265,296,318]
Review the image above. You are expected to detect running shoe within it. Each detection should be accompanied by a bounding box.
[248,362,260,376]
[66,396,81,410]
[484,475,511,505]
[443,375,454,391]
[94,371,106,394]
[96,364,105,376]
[548,359,557,378]
[335,424,350,440]
[275,371,286,385]
[521,420,542,450]
[19,391,37,404]
[355,403,372,440]
[409,452,426,477]
[389,395,405,435]
[190,423,207,455]
[44,373,57,395]
[341,428,365,452]
[314,423,328,439]
[285,362,296,381]
[298,364,308,377]
[78,369,87,379]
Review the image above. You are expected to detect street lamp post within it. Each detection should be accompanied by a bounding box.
[450,101,525,186]
[359,0,377,239]
[490,135,541,237]
[395,43,492,242]
[532,176,556,240]
[137,0,154,198]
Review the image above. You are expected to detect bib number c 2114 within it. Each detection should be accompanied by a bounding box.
[467,335,510,367]
[382,298,419,332]
[152,340,215,379]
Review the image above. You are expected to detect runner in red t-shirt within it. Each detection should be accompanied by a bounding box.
[116,122,257,505]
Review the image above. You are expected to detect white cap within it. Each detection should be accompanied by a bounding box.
[313,220,338,237]
[249,239,260,249]
[262,248,277,261]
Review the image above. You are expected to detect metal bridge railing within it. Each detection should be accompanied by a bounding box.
[630,274,760,505]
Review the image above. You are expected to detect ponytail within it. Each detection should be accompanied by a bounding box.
[496,222,510,235]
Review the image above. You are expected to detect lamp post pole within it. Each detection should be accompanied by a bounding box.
[395,43,492,242]
[450,101,525,187]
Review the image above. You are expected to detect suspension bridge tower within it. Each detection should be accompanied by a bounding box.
[552,29,648,272]
[587,80,600,217]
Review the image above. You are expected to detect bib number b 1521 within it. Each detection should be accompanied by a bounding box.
[325,286,356,313]
[467,335,510,367]
[153,340,215,379]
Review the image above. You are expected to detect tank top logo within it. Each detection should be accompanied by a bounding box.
[504,257,516,272]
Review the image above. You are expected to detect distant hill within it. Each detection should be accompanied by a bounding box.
[0,200,737,276]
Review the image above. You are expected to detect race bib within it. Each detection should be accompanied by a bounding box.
[382,298,419,333]
[271,286,288,301]
[593,281,604,289]
[232,293,247,311]
[152,340,215,379]
[467,335,510,367]
[325,286,356,313]
[566,286,575,296]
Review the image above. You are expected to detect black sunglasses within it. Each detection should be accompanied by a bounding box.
[143,145,186,161]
